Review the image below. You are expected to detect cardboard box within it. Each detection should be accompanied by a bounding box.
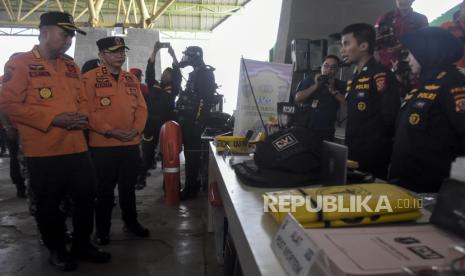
[303,224,464,276]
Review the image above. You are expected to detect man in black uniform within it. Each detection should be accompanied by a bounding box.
[138,42,181,188]
[390,27,465,192]
[293,55,346,141]
[340,23,401,179]
[176,46,217,200]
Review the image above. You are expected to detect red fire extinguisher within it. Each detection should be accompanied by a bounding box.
[159,120,183,205]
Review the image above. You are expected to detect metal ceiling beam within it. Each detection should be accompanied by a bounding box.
[55,0,64,12]
[17,0,23,20]
[20,0,47,21]
[0,1,246,32]
[136,0,150,27]
[87,0,98,26]
[1,0,14,20]
[146,0,175,26]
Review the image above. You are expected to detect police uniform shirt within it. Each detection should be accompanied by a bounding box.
[345,57,400,175]
[390,68,465,192]
[294,76,346,131]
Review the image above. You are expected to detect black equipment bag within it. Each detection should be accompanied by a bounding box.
[232,127,322,188]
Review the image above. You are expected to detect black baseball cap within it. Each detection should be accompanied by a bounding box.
[96,36,130,52]
[39,11,86,35]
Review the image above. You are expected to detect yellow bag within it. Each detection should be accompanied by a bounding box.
[263,183,421,226]
[215,135,249,154]
[302,210,422,228]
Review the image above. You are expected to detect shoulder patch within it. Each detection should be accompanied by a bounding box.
[436,71,447,79]
[374,72,387,92]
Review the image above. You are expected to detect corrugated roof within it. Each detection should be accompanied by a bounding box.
[0,0,251,33]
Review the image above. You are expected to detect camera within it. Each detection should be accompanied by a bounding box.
[317,74,330,84]
[375,24,395,49]
[394,49,411,77]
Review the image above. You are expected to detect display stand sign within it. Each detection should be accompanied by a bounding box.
[271,215,320,276]
[233,59,292,136]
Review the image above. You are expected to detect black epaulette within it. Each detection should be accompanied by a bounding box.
[62,54,74,61]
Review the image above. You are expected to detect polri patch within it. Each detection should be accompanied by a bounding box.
[272,133,298,152]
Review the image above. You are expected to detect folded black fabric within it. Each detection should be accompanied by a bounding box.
[430,178,465,239]
[232,159,320,188]
[254,127,322,174]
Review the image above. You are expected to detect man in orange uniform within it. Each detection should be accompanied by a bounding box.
[0,12,110,271]
[83,37,149,246]
[442,0,465,70]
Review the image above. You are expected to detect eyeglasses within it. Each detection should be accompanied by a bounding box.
[322,64,338,70]
[103,50,128,56]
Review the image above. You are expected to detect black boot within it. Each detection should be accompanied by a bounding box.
[49,249,77,271]
[124,221,150,237]
[71,243,111,263]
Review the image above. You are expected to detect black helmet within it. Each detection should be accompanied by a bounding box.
[179,46,203,68]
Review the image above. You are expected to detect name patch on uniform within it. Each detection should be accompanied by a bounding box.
[357,101,366,111]
[28,64,45,71]
[358,77,370,83]
[39,87,53,99]
[409,113,420,125]
[29,71,51,77]
[355,84,370,90]
[95,77,112,88]
[272,134,298,152]
[100,97,111,106]
[417,92,437,101]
